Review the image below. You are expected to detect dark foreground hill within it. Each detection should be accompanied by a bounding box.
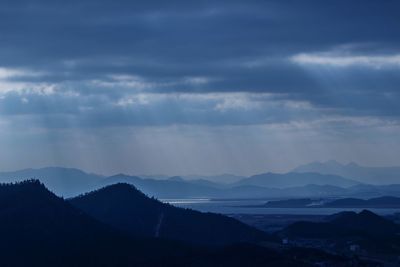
[0,180,368,266]
[0,180,226,266]
[70,183,270,245]
[282,210,400,239]
[279,210,400,262]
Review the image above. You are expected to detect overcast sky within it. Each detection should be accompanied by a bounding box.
[0,0,399,175]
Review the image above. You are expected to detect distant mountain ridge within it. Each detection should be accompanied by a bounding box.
[101,174,365,199]
[0,168,351,198]
[234,172,359,188]
[263,196,400,208]
[182,174,246,184]
[100,174,222,198]
[0,167,103,197]
[293,160,400,185]
[2,165,400,199]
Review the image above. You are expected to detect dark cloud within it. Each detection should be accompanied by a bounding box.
[0,0,398,70]
[0,0,399,127]
[0,90,318,128]
[1,1,400,174]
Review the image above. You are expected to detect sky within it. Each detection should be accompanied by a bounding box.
[0,0,399,176]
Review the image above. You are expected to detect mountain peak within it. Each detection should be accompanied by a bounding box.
[292,160,344,172]
[323,160,343,167]
[37,166,89,175]
[70,183,269,245]
[328,210,397,234]
[358,209,381,218]
[78,182,144,198]
[346,162,359,167]
[168,176,185,182]
[109,173,131,178]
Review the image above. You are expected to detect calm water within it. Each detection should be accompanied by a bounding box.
[161,198,400,215]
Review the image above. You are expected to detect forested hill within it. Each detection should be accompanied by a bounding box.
[70,183,270,245]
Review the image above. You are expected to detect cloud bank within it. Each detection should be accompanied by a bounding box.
[0,0,399,174]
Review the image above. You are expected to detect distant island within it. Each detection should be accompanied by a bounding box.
[262,196,400,208]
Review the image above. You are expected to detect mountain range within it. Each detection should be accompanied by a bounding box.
[0,167,102,196]
[0,162,399,199]
[234,172,359,188]
[0,180,362,266]
[293,160,400,185]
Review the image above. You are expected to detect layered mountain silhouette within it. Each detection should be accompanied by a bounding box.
[293,160,400,185]
[234,172,359,188]
[182,174,246,184]
[70,183,270,245]
[2,166,400,200]
[101,174,364,199]
[0,180,361,266]
[0,167,102,196]
[100,174,222,198]
[0,180,193,266]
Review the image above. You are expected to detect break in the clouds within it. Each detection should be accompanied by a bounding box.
[291,53,400,69]
[0,0,399,175]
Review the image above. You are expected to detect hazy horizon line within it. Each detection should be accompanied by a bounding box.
[1,159,399,178]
